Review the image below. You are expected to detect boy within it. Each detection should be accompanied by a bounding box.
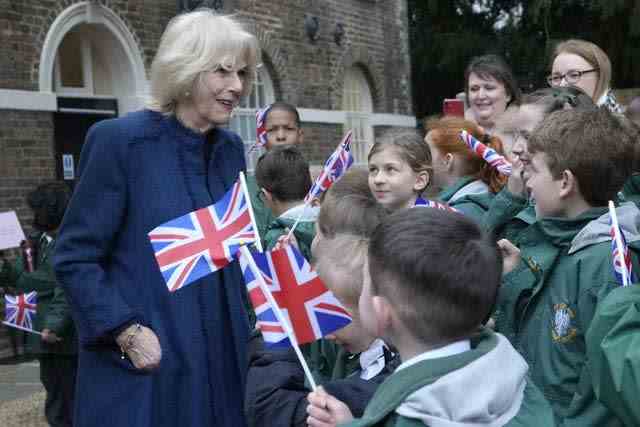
[247,102,305,238]
[494,108,640,426]
[254,145,316,260]
[307,208,554,426]
[245,169,391,427]
[245,235,399,427]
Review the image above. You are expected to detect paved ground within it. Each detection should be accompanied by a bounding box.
[0,358,47,426]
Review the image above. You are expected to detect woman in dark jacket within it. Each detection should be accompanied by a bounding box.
[54,10,259,427]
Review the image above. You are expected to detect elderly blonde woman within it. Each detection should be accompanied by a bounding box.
[54,10,258,427]
[548,39,624,113]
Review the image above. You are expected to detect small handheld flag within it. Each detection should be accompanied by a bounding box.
[239,244,351,348]
[414,197,462,213]
[459,130,512,176]
[249,104,272,152]
[149,176,259,292]
[304,130,355,204]
[3,292,41,335]
[609,201,636,287]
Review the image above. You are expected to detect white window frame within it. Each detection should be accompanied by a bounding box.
[343,67,374,164]
[230,67,275,171]
[54,33,94,95]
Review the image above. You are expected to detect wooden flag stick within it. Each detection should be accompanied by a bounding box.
[609,200,630,286]
[3,321,43,336]
[239,245,317,390]
[240,171,264,253]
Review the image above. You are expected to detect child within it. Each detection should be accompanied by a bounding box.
[367,134,430,212]
[424,116,506,221]
[483,87,596,242]
[495,108,640,425]
[0,182,78,427]
[307,208,555,427]
[247,102,305,239]
[245,171,393,427]
[586,279,640,427]
[254,145,316,260]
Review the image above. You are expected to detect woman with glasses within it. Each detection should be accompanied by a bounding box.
[548,39,624,113]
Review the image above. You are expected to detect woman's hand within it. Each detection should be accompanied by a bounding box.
[498,239,521,276]
[41,328,62,344]
[117,324,162,371]
[307,386,354,427]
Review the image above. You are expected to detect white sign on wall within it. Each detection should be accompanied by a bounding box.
[62,154,75,180]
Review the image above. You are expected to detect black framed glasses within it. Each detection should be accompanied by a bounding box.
[547,69,598,87]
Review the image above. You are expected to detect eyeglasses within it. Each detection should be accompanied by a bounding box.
[547,69,598,87]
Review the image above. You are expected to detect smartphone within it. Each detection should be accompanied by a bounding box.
[443,99,465,117]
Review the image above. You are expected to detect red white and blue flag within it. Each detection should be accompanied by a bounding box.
[305,131,354,203]
[251,104,272,152]
[239,245,352,348]
[414,197,462,213]
[149,179,258,292]
[459,130,512,176]
[4,292,37,331]
[609,203,636,287]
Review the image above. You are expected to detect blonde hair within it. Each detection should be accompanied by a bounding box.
[148,10,259,114]
[552,39,612,102]
[314,234,368,309]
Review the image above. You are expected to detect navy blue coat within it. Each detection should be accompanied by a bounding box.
[54,110,250,427]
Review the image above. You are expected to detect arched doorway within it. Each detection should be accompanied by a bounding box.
[39,2,146,183]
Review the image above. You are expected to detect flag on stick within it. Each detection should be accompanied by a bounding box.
[149,175,259,292]
[239,244,351,348]
[609,201,636,287]
[459,130,512,176]
[249,104,272,153]
[304,130,354,204]
[3,291,41,335]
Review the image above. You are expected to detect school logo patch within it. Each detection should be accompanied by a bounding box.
[551,303,577,343]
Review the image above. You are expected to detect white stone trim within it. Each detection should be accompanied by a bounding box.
[370,113,416,128]
[39,1,147,105]
[299,108,415,128]
[0,89,57,111]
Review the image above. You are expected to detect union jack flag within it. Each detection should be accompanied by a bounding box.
[305,130,354,203]
[459,130,512,176]
[414,197,462,213]
[609,206,636,287]
[149,180,258,292]
[250,104,272,152]
[4,292,37,330]
[239,245,352,348]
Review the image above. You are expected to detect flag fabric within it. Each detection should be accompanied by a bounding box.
[149,179,258,292]
[459,130,512,176]
[304,131,354,203]
[239,245,352,348]
[4,292,37,330]
[251,104,272,151]
[414,197,462,213]
[609,206,636,287]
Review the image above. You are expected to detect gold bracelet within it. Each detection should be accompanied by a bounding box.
[120,323,142,360]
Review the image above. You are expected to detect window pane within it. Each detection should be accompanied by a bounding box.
[58,31,85,88]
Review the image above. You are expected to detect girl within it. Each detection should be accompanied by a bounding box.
[425,116,507,221]
[367,134,430,212]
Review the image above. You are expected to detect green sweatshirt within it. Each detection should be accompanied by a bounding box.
[0,235,76,355]
[342,329,555,427]
[438,176,495,224]
[495,204,640,426]
[586,272,640,427]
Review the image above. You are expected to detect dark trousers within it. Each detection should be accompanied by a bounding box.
[38,354,78,427]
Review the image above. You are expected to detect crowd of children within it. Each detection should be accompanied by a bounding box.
[244,86,640,427]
